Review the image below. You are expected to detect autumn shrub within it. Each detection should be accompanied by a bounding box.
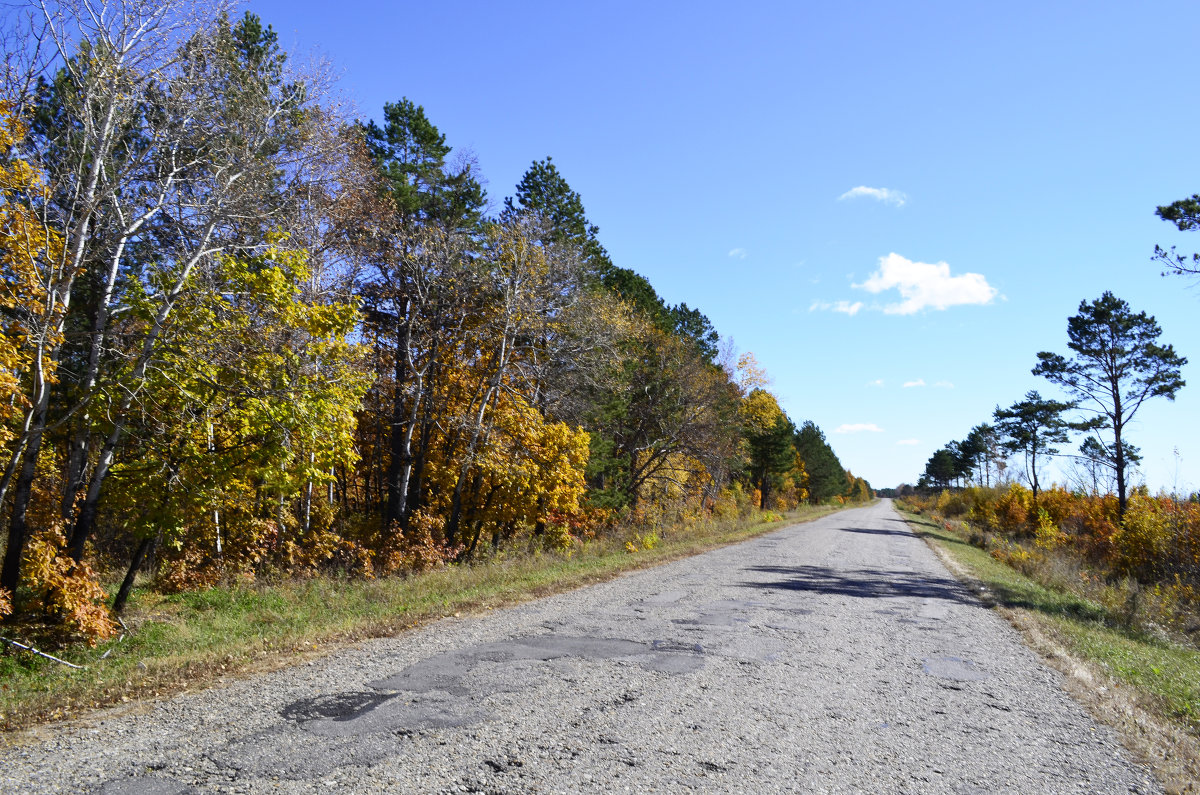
[934,489,970,519]
[540,521,575,555]
[1036,487,1076,529]
[156,516,271,591]
[0,587,11,619]
[1034,508,1066,551]
[634,531,660,551]
[281,528,373,578]
[376,511,463,575]
[1062,493,1121,562]
[546,506,611,542]
[1113,496,1172,581]
[711,487,744,520]
[968,498,999,533]
[1161,498,1200,584]
[19,527,117,646]
[156,545,223,593]
[989,536,1039,576]
[995,483,1032,534]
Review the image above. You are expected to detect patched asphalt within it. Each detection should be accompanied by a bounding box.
[2,500,1162,793]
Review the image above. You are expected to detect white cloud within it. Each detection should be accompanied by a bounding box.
[808,299,864,316]
[896,439,920,446]
[867,379,884,387]
[934,381,955,388]
[853,253,998,314]
[728,248,747,259]
[834,423,884,434]
[902,379,926,388]
[838,186,907,207]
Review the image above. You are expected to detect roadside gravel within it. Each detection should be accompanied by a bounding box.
[0,500,1162,793]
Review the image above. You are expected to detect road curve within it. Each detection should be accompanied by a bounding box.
[2,500,1160,793]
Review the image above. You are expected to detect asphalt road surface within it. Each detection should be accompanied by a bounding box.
[2,500,1162,793]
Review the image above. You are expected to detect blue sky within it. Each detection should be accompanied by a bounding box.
[251,0,1200,492]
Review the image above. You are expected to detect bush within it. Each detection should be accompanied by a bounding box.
[995,483,1032,534]
[20,527,117,646]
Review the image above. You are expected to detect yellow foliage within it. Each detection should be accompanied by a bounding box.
[730,351,771,396]
[989,537,1038,572]
[995,483,1032,534]
[1033,508,1065,550]
[0,587,10,619]
[1113,497,1170,579]
[0,101,65,444]
[637,531,660,550]
[540,522,574,555]
[740,388,783,434]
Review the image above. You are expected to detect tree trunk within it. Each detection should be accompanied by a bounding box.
[112,535,155,615]
[0,421,47,598]
[385,303,412,529]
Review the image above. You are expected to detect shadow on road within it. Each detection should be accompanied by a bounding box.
[840,525,912,537]
[739,564,975,603]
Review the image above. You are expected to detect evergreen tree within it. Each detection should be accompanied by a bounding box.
[747,412,796,509]
[923,448,958,490]
[794,421,846,504]
[503,156,610,275]
[1033,292,1186,515]
[362,98,485,230]
[992,391,1074,503]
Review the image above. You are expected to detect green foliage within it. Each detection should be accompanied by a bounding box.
[922,448,957,489]
[746,410,797,509]
[1033,292,1187,514]
[1155,193,1200,278]
[794,421,847,504]
[0,5,869,655]
[992,390,1075,499]
[363,97,486,229]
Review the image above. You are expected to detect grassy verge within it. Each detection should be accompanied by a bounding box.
[899,509,1200,793]
[0,504,842,735]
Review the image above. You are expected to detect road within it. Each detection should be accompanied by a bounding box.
[2,500,1160,793]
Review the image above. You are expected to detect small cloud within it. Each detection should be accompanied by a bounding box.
[934,381,954,388]
[867,379,884,387]
[838,186,907,207]
[902,379,926,388]
[834,423,884,434]
[809,300,864,316]
[852,253,998,314]
[728,248,747,259]
[896,439,920,446]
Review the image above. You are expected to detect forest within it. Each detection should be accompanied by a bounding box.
[0,3,870,645]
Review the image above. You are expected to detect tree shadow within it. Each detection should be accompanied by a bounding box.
[841,525,912,537]
[740,565,975,603]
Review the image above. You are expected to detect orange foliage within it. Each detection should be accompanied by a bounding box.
[21,528,116,646]
[994,484,1032,534]
[377,512,463,575]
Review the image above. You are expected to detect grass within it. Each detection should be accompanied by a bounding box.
[0,503,842,735]
[899,508,1200,793]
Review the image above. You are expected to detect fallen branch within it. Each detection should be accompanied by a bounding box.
[0,636,87,670]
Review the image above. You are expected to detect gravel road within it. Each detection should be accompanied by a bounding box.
[1,500,1162,793]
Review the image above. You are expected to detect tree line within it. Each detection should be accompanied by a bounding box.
[917,292,1187,517]
[0,1,869,642]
